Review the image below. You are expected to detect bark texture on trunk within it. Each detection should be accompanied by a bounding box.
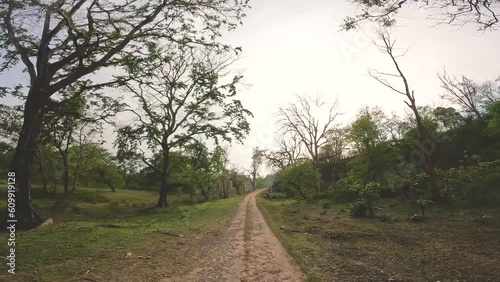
[11,89,49,229]
[156,149,170,208]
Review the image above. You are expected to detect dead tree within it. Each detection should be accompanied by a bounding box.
[369,30,441,203]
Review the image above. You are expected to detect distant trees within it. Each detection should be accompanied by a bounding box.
[248,147,263,190]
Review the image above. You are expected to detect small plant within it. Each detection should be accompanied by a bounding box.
[416,199,434,216]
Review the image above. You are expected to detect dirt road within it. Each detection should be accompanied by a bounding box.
[163,190,305,282]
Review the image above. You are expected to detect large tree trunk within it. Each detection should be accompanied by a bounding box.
[11,89,49,229]
[156,149,170,208]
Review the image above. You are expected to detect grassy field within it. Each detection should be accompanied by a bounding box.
[0,187,245,281]
[257,194,500,282]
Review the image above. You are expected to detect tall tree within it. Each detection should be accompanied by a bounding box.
[369,30,441,202]
[115,46,251,208]
[0,0,249,228]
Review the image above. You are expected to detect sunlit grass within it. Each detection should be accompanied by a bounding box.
[0,187,245,281]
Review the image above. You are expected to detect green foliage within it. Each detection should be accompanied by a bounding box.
[319,199,332,209]
[263,192,288,200]
[416,199,434,215]
[359,182,382,217]
[485,101,500,137]
[331,173,362,203]
[438,155,500,207]
[272,160,320,200]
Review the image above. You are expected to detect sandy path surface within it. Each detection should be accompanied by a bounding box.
[163,190,305,282]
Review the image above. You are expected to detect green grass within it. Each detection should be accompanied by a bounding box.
[257,195,500,282]
[0,187,245,281]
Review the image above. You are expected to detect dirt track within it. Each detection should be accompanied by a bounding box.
[163,190,305,282]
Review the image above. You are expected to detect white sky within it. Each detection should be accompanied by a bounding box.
[1,0,499,174]
[221,0,500,172]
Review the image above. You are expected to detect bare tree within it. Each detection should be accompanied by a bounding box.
[277,94,341,168]
[479,78,500,105]
[263,132,303,169]
[369,30,441,202]
[438,71,483,118]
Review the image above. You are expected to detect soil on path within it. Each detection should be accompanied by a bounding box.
[163,190,305,282]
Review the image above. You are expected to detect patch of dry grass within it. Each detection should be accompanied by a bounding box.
[257,196,500,282]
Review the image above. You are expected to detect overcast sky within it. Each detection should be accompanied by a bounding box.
[1,1,498,174]
[222,0,500,172]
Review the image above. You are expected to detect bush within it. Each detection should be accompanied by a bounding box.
[438,156,500,207]
[267,192,288,200]
[416,199,434,215]
[355,182,382,217]
[330,174,361,203]
[272,160,320,200]
[349,201,367,217]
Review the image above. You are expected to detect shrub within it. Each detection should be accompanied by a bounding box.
[272,160,320,200]
[349,201,367,217]
[438,156,500,207]
[268,192,288,200]
[356,182,382,217]
[416,199,434,215]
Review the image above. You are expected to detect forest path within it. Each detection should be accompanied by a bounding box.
[163,190,305,282]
